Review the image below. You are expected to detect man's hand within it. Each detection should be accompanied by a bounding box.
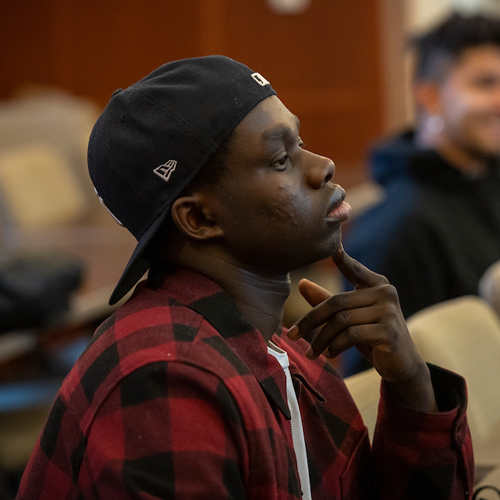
[287,246,438,413]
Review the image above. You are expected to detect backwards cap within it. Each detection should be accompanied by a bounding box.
[88,55,276,304]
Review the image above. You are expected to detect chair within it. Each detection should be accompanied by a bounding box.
[344,366,381,439]
[406,296,500,448]
[345,295,500,450]
[0,142,87,228]
[0,87,136,292]
[0,89,136,486]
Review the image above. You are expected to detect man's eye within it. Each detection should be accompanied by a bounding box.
[270,155,289,169]
[474,76,498,89]
[298,138,304,148]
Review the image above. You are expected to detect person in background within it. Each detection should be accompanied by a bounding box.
[343,13,500,337]
[17,56,473,499]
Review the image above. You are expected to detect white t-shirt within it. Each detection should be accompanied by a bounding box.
[268,343,312,500]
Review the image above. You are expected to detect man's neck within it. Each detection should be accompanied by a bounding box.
[209,263,291,343]
[415,127,490,178]
[171,244,291,342]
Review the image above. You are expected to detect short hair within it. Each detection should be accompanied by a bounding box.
[183,132,234,194]
[411,12,500,81]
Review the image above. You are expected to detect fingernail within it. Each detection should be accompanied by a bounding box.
[287,324,299,340]
[306,346,315,359]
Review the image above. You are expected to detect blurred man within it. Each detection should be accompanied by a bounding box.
[344,13,500,326]
[18,56,473,499]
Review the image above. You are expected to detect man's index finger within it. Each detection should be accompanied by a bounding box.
[333,246,388,289]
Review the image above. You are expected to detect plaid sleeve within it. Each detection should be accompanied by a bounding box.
[372,364,474,500]
[77,361,247,499]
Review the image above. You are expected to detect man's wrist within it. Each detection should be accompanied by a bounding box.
[384,362,439,413]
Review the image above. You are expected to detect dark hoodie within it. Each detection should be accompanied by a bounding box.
[344,130,500,320]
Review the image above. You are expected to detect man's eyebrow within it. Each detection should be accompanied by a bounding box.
[261,115,301,143]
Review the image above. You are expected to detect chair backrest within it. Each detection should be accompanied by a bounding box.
[407,296,500,445]
[344,366,381,440]
[0,142,87,227]
[0,90,100,237]
[479,260,500,318]
[345,295,500,445]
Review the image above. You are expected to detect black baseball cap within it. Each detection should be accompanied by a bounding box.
[88,55,276,305]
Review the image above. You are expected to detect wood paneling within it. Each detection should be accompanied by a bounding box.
[0,0,385,187]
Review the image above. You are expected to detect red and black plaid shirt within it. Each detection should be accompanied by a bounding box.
[18,267,473,499]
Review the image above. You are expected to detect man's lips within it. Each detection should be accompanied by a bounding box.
[326,184,352,221]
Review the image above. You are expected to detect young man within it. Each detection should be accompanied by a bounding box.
[17,56,473,499]
[343,13,500,323]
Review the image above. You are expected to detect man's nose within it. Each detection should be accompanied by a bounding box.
[304,151,336,189]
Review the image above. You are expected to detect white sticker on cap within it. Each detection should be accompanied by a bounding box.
[251,72,270,87]
[154,160,177,182]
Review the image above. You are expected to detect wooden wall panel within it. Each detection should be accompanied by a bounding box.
[1,1,53,91]
[0,0,385,187]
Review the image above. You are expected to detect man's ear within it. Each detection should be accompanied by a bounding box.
[413,80,443,116]
[170,194,224,241]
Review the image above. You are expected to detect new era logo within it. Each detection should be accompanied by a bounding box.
[251,72,270,87]
[154,160,177,182]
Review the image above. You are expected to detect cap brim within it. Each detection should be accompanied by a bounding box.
[109,209,171,305]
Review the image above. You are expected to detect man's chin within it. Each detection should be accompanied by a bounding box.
[316,236,343,264]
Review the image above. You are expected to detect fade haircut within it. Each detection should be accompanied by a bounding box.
[183,131,235,194]
[411,12,500,82]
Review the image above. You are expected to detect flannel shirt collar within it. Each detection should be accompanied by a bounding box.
[148,265,296,418]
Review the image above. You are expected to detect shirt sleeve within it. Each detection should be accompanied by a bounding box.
[371,364,474,500]
[78,361,248,500]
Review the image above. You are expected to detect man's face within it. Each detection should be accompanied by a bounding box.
[206,95,351,275]
[438,44,500,160]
